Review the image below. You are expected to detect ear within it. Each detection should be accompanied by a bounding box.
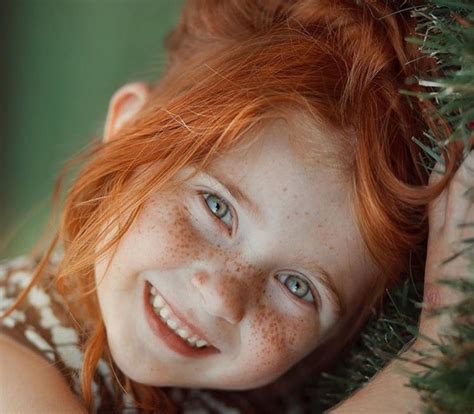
[103,82,150,142]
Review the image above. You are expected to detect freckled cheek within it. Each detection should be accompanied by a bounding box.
[100,192,208,283]
[244,305,317,383]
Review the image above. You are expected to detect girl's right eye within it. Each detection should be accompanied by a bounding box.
[200,192,234,234]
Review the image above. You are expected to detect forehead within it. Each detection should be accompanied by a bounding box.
[284,111,354,175]
[208,114,350,196]
[213,111,353,177]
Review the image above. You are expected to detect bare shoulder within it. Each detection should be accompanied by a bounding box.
[0,334,87,413]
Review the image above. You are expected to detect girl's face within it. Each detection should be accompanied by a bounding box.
[95,113,377,390]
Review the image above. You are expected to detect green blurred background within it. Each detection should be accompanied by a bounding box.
[0,0,182,260]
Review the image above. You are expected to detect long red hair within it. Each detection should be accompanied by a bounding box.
[1,0,463,412]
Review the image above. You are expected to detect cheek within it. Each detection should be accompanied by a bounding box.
[242,302,317,386]
[101,190,209,281]
[139,196,202,267]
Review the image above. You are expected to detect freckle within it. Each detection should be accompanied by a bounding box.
[194,271,208,284]
[282,187,287,192]
[286,215,290,219]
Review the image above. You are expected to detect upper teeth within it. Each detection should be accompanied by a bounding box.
[149,285,209,348]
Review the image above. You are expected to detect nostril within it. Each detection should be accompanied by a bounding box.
[191,271,245,325]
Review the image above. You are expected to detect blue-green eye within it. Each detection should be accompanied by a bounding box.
[202,192,233,232]
[277,273,315,304]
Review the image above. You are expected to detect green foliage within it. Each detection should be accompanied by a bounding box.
[402,0,474,148]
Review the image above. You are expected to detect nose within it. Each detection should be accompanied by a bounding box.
[191,270,246,325]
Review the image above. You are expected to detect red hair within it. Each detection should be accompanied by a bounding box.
[1,0,463,411]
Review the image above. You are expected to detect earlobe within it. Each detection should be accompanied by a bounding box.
[103,82,151,142]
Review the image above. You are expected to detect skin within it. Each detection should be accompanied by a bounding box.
[94,83,378,390]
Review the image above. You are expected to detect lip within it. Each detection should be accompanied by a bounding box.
[143,281,220,358]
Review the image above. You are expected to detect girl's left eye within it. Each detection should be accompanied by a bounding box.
[201,192,234,233]
[277,273,316,305]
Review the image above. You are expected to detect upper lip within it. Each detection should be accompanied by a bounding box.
[147,280,219,350]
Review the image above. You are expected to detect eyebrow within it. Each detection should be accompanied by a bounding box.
[202,169,345,317]
[203,169,262,220]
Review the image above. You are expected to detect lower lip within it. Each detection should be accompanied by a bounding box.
[143,282,219,358]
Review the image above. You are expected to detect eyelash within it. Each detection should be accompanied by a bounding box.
[199,191,319,308]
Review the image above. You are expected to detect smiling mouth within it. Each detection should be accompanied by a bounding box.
[143,281,220,357]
